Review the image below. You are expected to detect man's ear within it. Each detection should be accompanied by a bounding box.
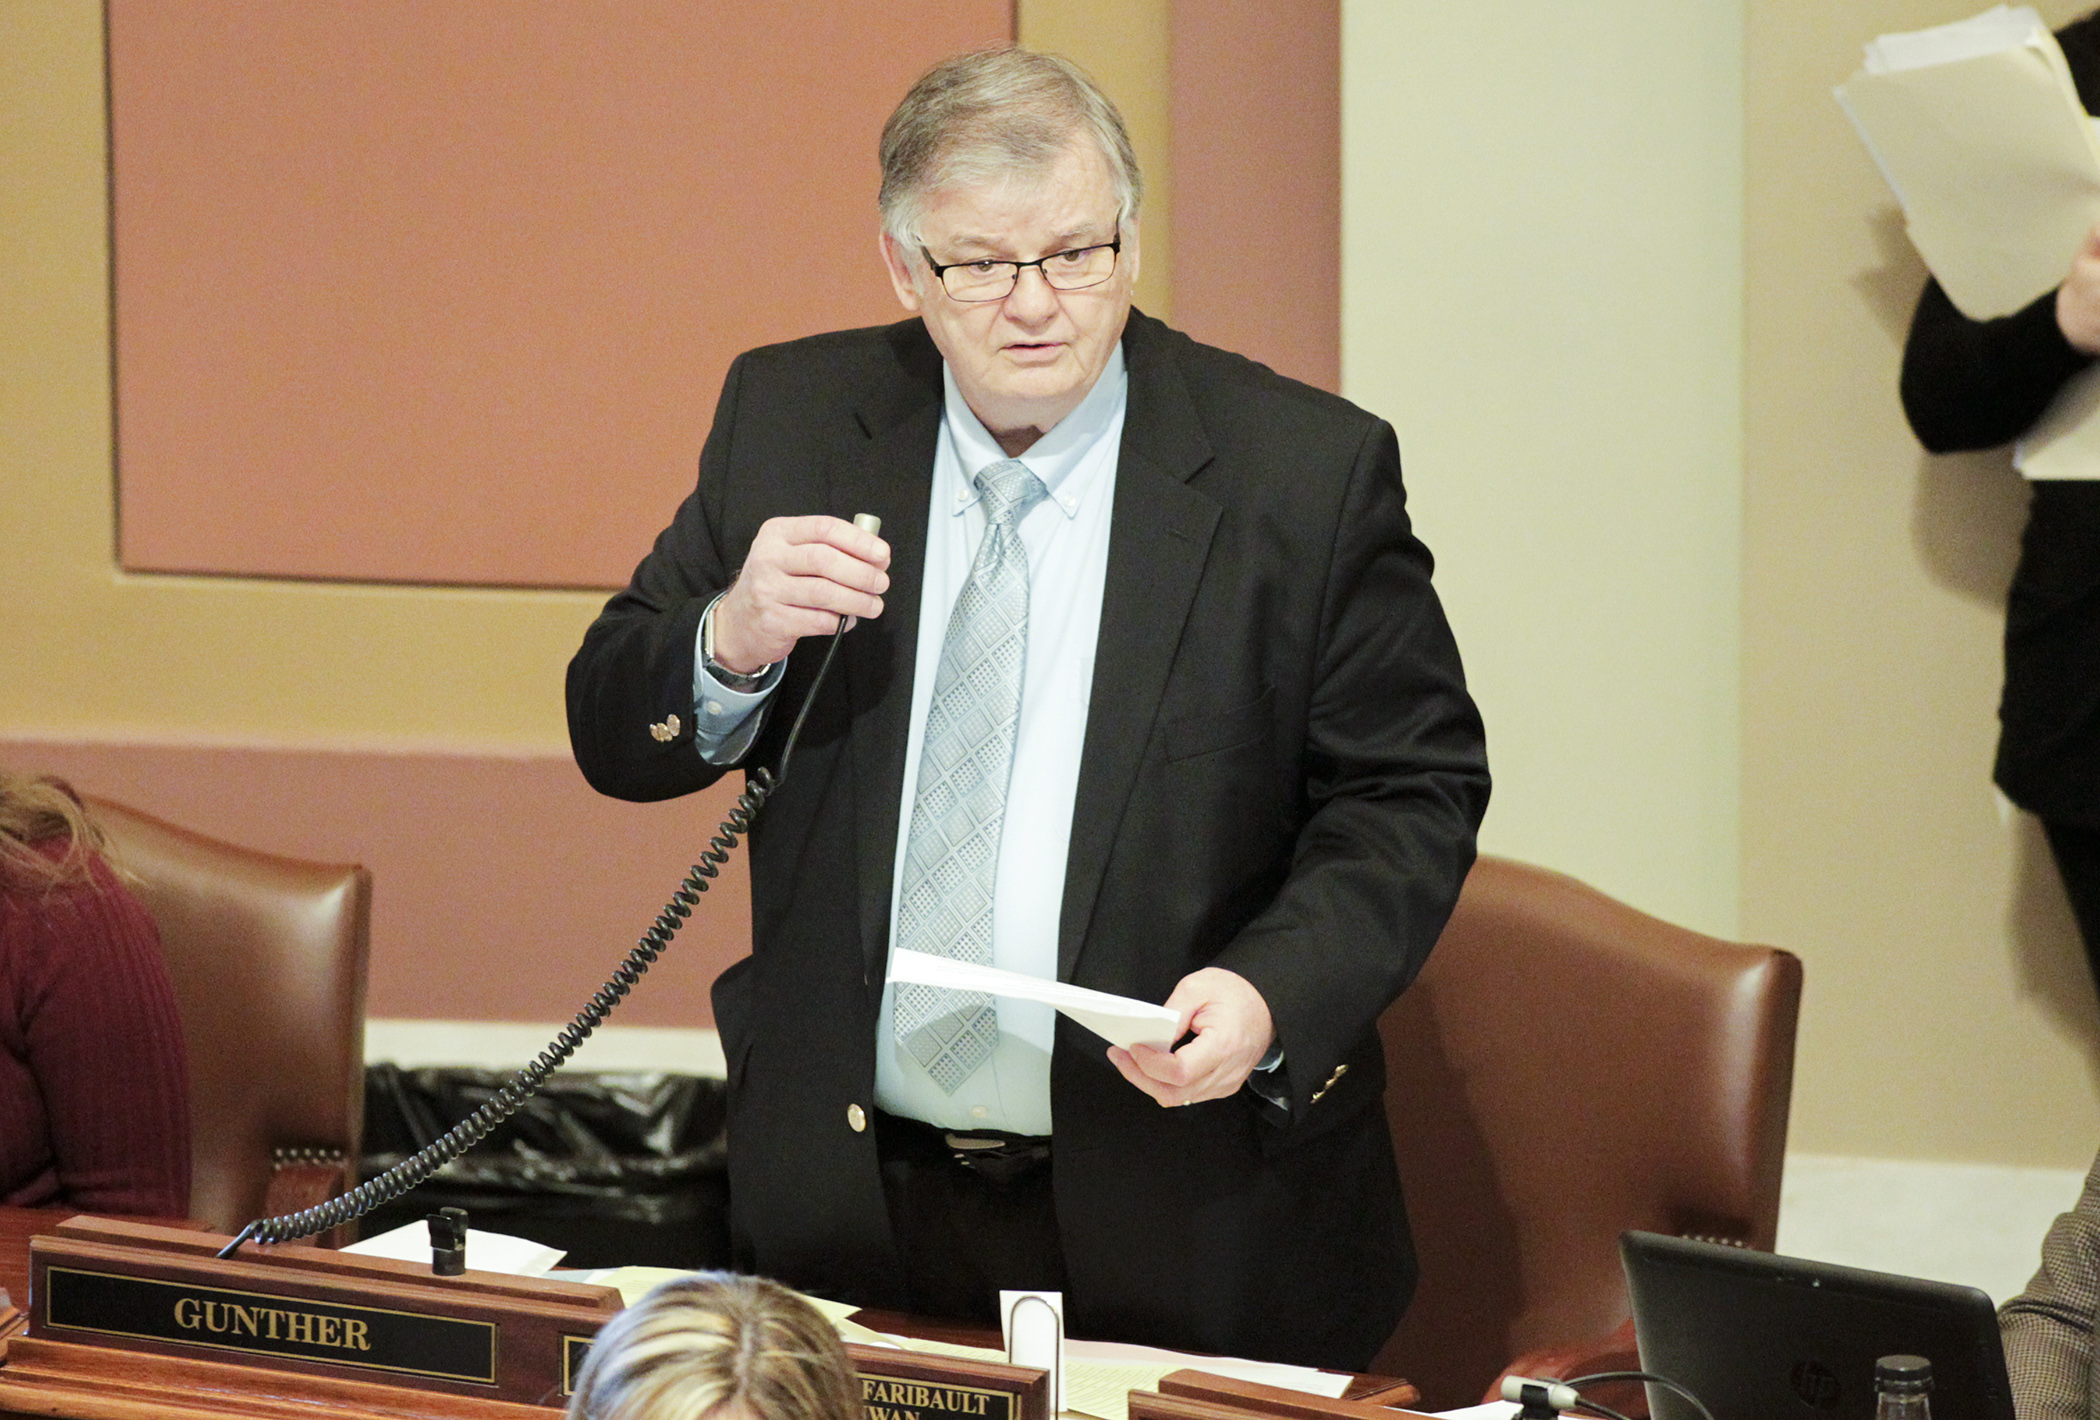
[879,231,924,315]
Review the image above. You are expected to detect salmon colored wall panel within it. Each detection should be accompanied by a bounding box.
[107,2,1010,589]
[1169,0,1339,392]
[0,739,749,1028]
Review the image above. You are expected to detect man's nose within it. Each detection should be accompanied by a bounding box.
[1003,264,1060,321]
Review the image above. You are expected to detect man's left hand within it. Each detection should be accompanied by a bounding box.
[1108,967,1274,1108]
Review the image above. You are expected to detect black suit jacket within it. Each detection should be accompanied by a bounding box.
[567,310,1490,1367]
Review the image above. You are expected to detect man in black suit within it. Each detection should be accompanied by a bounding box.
[566,48,1488,1369]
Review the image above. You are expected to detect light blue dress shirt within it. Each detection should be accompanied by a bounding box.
[692,347,1125,1136]
[871,351,1124,1136]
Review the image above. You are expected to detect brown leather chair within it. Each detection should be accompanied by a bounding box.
[1374,855,1802,1410]
[85,797,371,1241]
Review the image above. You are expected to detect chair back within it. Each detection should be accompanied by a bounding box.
[86,797,370,1235]
[1374,856,1801,1408]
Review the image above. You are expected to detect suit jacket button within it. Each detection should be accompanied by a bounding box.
[847,1104,867,1133]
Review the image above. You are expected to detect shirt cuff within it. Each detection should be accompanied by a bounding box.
[691,598,785,766]
[1243,1040,1288,1123]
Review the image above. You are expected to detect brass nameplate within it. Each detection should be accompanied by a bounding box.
[846,1342,1047,1420]
[862,1374,1016,1420]
[42,1266,498,1385]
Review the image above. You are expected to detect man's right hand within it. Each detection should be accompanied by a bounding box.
[2059,221,2100,355]
[710,515,891,673]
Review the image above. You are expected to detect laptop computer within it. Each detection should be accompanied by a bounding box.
[1620,1230,2016,1420]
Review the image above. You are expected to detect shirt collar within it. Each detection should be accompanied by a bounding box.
[940,344,1127,516]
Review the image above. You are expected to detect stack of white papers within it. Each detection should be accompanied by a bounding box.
[1836,5,2100,320]
[1836,5,2100,477]
[887,949,1181,1051]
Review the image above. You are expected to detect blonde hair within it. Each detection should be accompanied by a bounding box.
[0,772,107,890]
[878,47,1142,248]
[568,1273,863,1420]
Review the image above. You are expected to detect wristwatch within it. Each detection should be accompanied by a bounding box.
[701,599,772,692]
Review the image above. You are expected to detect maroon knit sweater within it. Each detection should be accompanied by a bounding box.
[0,843,190,1215]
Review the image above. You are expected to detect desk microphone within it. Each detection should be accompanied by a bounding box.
[1502,1371,1720,1420]
[1502,1377,1580,1418]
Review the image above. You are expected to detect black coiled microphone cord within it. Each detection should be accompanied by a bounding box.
[217,618,850,1258]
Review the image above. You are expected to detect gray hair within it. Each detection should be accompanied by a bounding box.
[878,48,1143,249]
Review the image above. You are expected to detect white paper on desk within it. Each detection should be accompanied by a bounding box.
[1835,8,2100,320]
[1432,1403,1522,1420]
[1068,1338,1351,1397]
[342,1220,564,1277]
[574,1264,689,1306]
[887,949,1181,1050]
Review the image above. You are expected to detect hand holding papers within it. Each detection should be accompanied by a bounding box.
[1836,5,2100,476]
[1837,6,2100,319]
[887,948,1182,1051]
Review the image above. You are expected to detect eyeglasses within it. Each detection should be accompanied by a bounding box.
[920,237,1122,302]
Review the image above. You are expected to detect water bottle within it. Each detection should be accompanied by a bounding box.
[1875,1355,1933,1420]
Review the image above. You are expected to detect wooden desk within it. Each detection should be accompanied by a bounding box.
[846,1310,1421,1408]
[0,1208,56,1318]
[0,1211,1418,1418]
[0,1206,208,1313]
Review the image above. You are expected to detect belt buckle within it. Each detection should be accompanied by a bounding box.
[942,1132,1050,1185]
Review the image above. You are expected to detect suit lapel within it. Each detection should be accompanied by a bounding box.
[1060,314,1219,979]
[833,324,942,982]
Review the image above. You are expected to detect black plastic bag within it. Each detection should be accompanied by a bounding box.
[358,1063,732,1270]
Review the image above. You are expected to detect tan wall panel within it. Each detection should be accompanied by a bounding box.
[1744,0,2100,1166]
[1021,0,1173,319]
[108,1,1010,589]
[1170,0,1339,392]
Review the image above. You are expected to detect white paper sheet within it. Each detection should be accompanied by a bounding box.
[1065,1338,1351,1397]
[342,1220,564,1277]
[887,949,1182,1050]
[1861,5,2046,75]
[1432,1403,1523,1420]
[576,1264,690,1306]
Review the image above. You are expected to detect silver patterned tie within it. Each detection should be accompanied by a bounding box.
[893,458,1050,1092]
